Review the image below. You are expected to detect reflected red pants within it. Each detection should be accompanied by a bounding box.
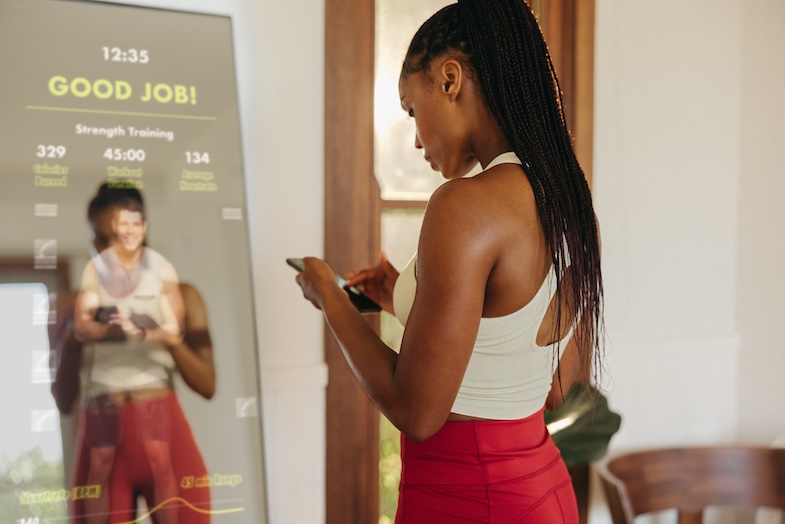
[71,392,210,524]
[396,408,578,523]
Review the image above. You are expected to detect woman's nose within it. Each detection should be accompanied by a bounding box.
[414,134,423,150]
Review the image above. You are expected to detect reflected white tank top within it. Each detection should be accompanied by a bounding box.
[83,247,176,398]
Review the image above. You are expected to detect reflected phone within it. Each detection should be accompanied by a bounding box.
[93,305,118,324]
[286,257,381,313]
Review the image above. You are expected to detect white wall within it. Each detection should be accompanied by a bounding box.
[591,0,785,521]
[737,0,785,445]
[239,2,327,522]
[241,2,327,523]
[594,0,742,450]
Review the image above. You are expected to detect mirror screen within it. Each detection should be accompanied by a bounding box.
[0,1,267,522]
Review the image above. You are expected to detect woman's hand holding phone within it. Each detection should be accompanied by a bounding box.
[290,257,345,312]
[288,256,384,314]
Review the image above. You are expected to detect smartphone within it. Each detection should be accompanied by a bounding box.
[287,257,381,313]
[93,305,118,324]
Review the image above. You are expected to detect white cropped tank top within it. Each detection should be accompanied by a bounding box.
[392,152,572,420]
[82,247,176,398]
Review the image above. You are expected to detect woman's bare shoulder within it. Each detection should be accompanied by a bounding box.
[427,163,533,225]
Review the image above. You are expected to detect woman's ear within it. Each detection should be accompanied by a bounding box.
[440,59,463,102]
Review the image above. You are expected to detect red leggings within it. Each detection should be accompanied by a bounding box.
[70,392,210,524]
[396,408,578,524]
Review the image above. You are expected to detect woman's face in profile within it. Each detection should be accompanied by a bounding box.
[398,64,478,181]
[90,207,116,253]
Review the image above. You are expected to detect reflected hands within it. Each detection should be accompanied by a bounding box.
[91,308,125,340]
[129,311,183,346]
[111,308,182,345]
[114,307,146,341]
[344,252,398,315]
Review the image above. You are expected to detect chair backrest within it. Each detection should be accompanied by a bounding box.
[598,446,785,524]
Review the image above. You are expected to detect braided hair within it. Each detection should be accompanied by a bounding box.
[402,0,604,390]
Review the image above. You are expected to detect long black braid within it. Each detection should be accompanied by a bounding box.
[402,0,604,391]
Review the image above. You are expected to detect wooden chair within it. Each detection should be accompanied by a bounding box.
[597,446,785,524]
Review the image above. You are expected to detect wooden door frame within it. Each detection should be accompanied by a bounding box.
[324,1,380,523]
[324,1,594,522]
[534,0,595,185]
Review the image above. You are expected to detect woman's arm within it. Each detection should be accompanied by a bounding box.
[545,339,581,410]
[50,293,82,414]
[164,283,216,399]
[298,180,493,441]
[545,216,601,410]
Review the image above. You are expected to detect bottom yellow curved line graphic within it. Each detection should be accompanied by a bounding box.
[119,497,244,523]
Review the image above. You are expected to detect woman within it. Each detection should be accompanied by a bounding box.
[68,190,213,524]
[295,0,603,522]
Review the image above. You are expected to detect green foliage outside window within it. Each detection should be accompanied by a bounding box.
[0,447,67,522]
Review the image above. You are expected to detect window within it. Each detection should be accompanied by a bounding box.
[0,282,65,521]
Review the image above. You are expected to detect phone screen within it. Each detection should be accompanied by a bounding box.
[93,305,118,324]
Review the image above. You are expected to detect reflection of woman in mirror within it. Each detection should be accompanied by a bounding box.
[54,184,214,524]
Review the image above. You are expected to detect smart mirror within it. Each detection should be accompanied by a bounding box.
[0,1,267,522]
